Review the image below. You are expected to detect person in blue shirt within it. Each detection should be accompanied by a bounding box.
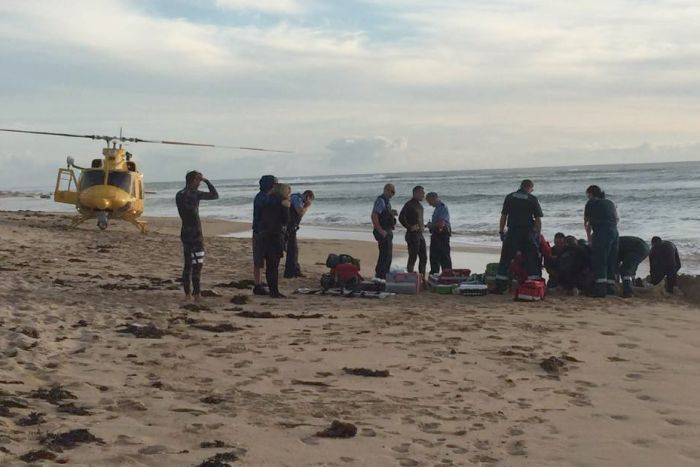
[584,185,619,297]
[284,190,315,278]
[426,192,452,275]
[371,183,397,279]
[252,175,277,295]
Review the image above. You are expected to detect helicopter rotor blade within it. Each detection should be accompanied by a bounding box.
[0,128,293,153]
[134,138,292,153]
[0,128,106,141]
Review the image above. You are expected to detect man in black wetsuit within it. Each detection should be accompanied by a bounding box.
[399,186,427,280]
[175,171,219,300]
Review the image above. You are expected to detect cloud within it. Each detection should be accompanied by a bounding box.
[215,0,305,15]
[2,0,700,187]
[326,136,408,168]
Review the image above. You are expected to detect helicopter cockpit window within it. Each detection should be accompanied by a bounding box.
[107,171,132,192]
[81,170,105,189]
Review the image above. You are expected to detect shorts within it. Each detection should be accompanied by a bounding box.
[252,232,265,268]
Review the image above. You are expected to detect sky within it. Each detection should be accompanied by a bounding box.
[1,0,700,187]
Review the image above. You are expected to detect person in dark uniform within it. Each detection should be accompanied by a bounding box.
[252,175,278,295]
[259,183,291,298]
[284,190,315,278]
[617,236,650,298]
[584,185,619,297]
[175,171,219,301]
[371,183,397,279]
[399,186,427,280]
[494,179,543,293]
[649,236,681,293]
[426,192,452,275]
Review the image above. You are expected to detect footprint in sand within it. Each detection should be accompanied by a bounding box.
[507,440,527,456]
[610,415,630,421]
[618,343,638,349]
[625,373,643,380]
[391,443,411,453]
[397,459,419,467]
[666,418,688,426]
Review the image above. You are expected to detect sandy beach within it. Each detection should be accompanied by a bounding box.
[1,210,700,466]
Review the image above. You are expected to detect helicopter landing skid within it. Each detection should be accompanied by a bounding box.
[69,214,91,229]
[125,215,148,234]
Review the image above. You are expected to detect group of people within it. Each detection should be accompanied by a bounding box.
[176,171,314,300]
[175,171,682,301]
[370,179,682,298]
[371,184,453,281]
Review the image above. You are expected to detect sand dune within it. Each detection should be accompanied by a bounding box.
[1,211,699,466]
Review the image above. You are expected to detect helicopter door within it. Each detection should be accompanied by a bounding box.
[54,168,79,205]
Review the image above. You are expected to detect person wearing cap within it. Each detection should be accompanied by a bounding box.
[284,190,315,278]
[649,236,681,293]
[175,171,219,301]
[371,183,397,279]
[426,192,452,275]
[252,175,278,295]
[617,236,650,298]
[494,179,543,293]
[399,186,427,280]
[584,185,619,297]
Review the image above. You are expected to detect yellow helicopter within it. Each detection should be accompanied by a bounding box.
[0,128,289,233]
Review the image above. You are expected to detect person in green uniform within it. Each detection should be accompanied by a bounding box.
[617,236,650,298]
[584,185,619,297]
[494,179,543,293]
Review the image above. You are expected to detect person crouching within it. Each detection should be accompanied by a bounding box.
[259,183,292,298]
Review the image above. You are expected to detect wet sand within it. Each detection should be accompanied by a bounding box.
[1,211,700,466]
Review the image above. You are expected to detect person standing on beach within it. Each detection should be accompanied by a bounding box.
[584,185,619,297]
[284,190,315,278]
[252,175,278,295]
[371,183,397,279]
[426,192,452,275]
[617,236,650,298]
[649,236,681,294]
[494,179,543,293]
[175,171,219,301]
[259,183,292,298]
[399,186,427,280]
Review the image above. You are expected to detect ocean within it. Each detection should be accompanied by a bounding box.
[3,161,699,273]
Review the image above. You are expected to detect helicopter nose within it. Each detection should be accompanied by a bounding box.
[79,186,129,210]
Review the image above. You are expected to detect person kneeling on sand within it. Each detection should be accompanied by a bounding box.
[545,232,566,289]
[617,236,650,298]
[175,171,219,301]
[259,183,292,298]
[557,236,593,296]
[649,236,681,294]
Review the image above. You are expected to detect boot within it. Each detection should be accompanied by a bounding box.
[622,279,632,298]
